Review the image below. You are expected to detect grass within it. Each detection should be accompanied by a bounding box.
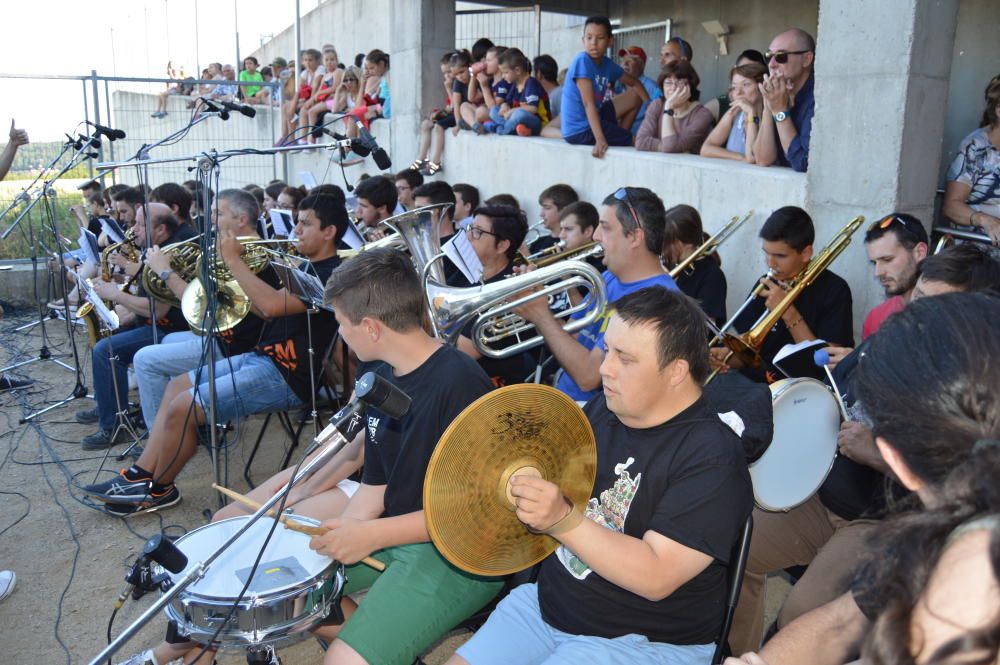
[0,179,90,260]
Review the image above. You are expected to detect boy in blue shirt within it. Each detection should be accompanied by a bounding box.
[494,49,550,136]
[561,16,650,158]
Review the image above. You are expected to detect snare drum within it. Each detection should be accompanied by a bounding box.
[750,378,840,512]
[162,515,344,650]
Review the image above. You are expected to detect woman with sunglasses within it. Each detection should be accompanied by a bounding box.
[753,28,816,172]
[942,75,1000,246]
[727,292,1000,665]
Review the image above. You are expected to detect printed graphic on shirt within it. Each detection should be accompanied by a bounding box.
[556,456,640,579]
[260,338,297,372]
[578,305,615,347]
[367,415,380,443]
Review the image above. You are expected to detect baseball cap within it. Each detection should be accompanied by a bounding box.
[270,56,288,68]
[617,46,647,63]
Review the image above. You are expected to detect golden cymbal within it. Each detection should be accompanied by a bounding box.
[423,384,596,576]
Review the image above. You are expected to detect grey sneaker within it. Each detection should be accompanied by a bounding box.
[81,428,130,450]
[75,406,100,424]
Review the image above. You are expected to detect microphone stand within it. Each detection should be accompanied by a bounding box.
[88,379,401,665]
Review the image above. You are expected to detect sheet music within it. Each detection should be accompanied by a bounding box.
[78,278,120,331]
[442,231,483,284]
[269,209,294,237]
[269,260,325,306]
[298,171,318,189]
[78,228,101,265]
[342,219,365,250]
[99,217,124,243]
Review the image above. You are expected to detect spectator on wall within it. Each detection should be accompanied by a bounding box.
[635,61,713,155]
[753,28,816,172]
[700,62,767,163]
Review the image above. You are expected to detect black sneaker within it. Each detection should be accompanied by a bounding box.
[103,485,181,516]
[81,428,131,450]
[0,375,33,392]
[83,470,154,502]
[75,406,100,424]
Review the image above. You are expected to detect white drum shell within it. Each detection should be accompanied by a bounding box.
[161,515,343,650]
[750,378,840,512]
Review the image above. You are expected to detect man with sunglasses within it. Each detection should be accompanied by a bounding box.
[515,187,678,402]
[449,204,534,387]
[754,29,815,172]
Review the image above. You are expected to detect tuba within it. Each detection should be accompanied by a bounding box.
[706,215,865,384]
[668,209,753,279]
[426,256,607,359]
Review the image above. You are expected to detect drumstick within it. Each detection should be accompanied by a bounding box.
[212,484,386,572]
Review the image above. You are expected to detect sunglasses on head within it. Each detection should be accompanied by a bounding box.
[871,215,914,232]
[613,187,641,232]
[765,49,810,64]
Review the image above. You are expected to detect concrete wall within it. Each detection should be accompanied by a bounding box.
[439,132,807,317]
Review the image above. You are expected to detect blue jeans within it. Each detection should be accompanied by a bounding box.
[497,108,542,136]
[133,331,222,428]
[187,352,303,425]
[92,325,158,430]
[457,583,714,665]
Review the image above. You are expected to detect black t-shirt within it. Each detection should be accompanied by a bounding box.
[449,262,535,387]
[451,77,469,103]
[674,257,727,326]
[137,223,199,332]
[254,255,341,402]
[358,345,493,517]
[528,234,560,256]
[537,396,753,644]
[217,264,283,357]
[730,269,854,383]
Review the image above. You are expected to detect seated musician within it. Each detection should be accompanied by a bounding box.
[516,187,678,403]
[726,291,1000,665]
[663,204,727,326]
[131,189,283,436]
[77,202,197,450]
[412,180,464,283]
[450,288,753,665]
[84,193,345,515]
[353,174,397,240]
[710,206,853,383]
[449,204,534,387]
[115,249,503,665]
[727,243,1000,654]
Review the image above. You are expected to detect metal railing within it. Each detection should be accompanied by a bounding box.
[611,19,672,74]
[456,5,542,58]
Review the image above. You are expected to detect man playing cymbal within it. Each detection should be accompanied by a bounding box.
[450,287,753,665]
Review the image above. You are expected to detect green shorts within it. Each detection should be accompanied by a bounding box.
[338,542,503,665]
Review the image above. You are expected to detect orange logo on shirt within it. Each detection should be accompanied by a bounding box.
[262,339,298,372]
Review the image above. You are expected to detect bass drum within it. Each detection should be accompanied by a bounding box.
[161,515,344,650]
[750,378,840,512]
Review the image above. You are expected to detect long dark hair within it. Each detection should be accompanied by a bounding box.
[854,293,1000,665]
[663,204,720,266]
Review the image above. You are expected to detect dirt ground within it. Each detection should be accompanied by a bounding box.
[0,308,787,665]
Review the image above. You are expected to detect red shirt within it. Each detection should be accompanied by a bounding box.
[862,295,904,340]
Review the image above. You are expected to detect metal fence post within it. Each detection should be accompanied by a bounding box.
[90,70,103,164]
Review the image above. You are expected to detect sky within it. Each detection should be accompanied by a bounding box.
[1,0,322,141]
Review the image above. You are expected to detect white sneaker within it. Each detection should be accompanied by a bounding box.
[114,649,156,665]
[0,570,14,602]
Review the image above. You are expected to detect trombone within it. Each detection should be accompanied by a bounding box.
[706,215,866,384]
[668,209,753,279]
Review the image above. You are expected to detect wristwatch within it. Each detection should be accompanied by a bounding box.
[157,268,173,281]
[664,108,675,117]
[773,111,789,123]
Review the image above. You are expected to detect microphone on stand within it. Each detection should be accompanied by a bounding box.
[198,98,230,120]
[813,349,850,422]
[86,121,126,141]
[112,533,188,609]
[220,100,257,118]
[352,119,392,170]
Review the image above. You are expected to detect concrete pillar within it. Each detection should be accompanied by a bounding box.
[807,0,958,333]
[389,0,455,172]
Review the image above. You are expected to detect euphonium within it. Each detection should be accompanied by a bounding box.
[380,203,454,283]
[668,209,753,278]
[140,237,203,306]
[181,236,277,334]
[706,215,865,384]
[426,257,607,359]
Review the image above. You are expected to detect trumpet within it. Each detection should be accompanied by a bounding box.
[523,219,548,247]
[706,215,866,384]
[426,255,607,359]
[668,209,753,279]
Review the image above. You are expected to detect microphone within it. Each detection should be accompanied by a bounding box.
[87,121,126,141]
[78,134,101,149]
[813,349,850,422]
[112,534,187,609]
[220,100,256,118]
[355,371,411,418]
[198,98,230,120]
[352,119,392,170]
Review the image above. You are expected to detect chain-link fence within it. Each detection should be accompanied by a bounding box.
[456,6,542,58]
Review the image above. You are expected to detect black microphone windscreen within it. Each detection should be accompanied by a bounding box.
[242,106,256,118]
[372,148,392,171]
[355,372,411,418]
[113,128,127,139]
[350,139,371,157]
[143,533,188,574]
